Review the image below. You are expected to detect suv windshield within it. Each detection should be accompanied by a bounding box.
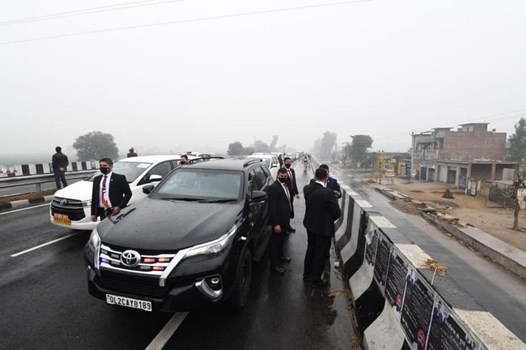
[88,161,153,183]
[152,169,242,200]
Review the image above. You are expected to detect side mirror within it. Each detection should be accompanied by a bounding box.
[143,184,155,194]
[149,174,163,183]
[251,190,267,202]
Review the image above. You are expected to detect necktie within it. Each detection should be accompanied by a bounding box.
[288,170,294,191]
[282,183,292,211]
[101,175,110,209]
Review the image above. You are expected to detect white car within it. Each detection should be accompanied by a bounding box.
[247,153,280,179]
[50,155,182,230]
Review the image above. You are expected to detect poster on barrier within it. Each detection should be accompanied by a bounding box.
[385,247,409,317]
[364,228,379,266]
[400,268,434,350]
[373,231,392,295]
[427,296,487,350]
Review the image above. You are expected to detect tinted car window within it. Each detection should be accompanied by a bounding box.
[153,169,242,199]
[253,166,268,190]
[87,161,153,183]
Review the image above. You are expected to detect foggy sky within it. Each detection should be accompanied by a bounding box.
[1,0,525,160]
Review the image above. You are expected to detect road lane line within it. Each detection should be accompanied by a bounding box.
[145,312,189,350]
[11,231,83,257]
[0,203,49,216]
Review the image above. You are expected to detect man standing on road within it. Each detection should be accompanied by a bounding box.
[309,164,342,198]
[179,154,189,165]
[127,147,138,157]
[52,146,69,190]
[266,167,293,275]
[91,158,132,222]
[283,156,299,233]
[303,168,342,286]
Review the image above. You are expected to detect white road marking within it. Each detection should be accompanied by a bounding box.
[145,312,189,350]
[11,231,83,257]
[0,203,49,216]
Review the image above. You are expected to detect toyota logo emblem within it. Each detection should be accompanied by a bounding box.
[59,199,68,205]
[121,250,141,267]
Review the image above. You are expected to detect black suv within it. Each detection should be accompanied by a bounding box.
[84,159,272,312]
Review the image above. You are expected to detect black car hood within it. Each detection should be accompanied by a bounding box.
[97,197,244,251]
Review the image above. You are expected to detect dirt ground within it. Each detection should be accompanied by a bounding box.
[382,180,526,252]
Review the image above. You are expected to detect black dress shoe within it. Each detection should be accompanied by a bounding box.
[279,256,291,263]
[271,265,286,275]
[311,279,328,287]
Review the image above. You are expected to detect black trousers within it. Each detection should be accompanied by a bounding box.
[269,231,285,267]
[303,230,332,280]
[54,170,68,189]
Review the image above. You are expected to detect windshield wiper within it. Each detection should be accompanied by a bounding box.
[200,198,238,203]
[159,197,200,202]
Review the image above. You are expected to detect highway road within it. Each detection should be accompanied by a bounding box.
[331,167,526,343]
[0,168,355,350]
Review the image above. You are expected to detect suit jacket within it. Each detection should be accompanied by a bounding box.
[91,173,132,215]
[303,182,341,237]
[285,167,299,196]
[309,177,341,197]
[52,152,69,170]
[266,180,291,228]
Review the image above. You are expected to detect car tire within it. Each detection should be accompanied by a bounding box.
[229,249,252,310]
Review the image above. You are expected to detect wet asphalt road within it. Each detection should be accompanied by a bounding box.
[0,166,356,350]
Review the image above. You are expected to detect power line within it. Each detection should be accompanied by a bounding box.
[0,0,372,45]
[0,0,183,27]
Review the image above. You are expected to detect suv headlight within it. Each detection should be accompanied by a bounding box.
[184,225,237,259]
[82,200,92,208]
[88,229,101,253]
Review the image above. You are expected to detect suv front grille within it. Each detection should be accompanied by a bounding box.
[51,197,86,220]
[98,270,170,298]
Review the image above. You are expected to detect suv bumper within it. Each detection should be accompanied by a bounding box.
[85,253,238,312]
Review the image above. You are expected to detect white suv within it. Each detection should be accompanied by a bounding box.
[50,155,181,230]
[247,153,280,179]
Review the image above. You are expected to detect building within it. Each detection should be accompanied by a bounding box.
[411,123,516,187]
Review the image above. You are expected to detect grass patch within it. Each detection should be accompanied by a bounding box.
[0,189,56,204]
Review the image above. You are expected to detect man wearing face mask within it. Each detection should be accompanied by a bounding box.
[303,168,342,286]
[283,156,299,233]
[91,158,132,222]
[266,167,293,275]
[179,154,189,165]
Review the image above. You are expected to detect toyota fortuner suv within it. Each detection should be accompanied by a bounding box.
[84,158,271,312]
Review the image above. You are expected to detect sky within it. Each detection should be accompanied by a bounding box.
[1,0,525,160]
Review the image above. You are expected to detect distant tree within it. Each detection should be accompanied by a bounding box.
[508,118,526,167]
[227,142,245,156]
[350,135,373,167]
[243,146,255,155]
[314,131,337,159]
[269,135,279,152]
[253,140,270,153]
[73,131,118,161]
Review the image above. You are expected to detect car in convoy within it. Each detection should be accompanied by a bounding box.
[247,153,280,179]
[84,158,272,312]
[50,155,182,231]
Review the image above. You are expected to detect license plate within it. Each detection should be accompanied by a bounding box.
[106,294,152,312]
[53,213,71,225]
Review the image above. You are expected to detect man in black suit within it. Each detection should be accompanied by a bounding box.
[283,156,299,232]
[91,158,132,222]
[266,167,293,275]
[309,164,341,198]
[52,146,69,189]
[303,168,342,286]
